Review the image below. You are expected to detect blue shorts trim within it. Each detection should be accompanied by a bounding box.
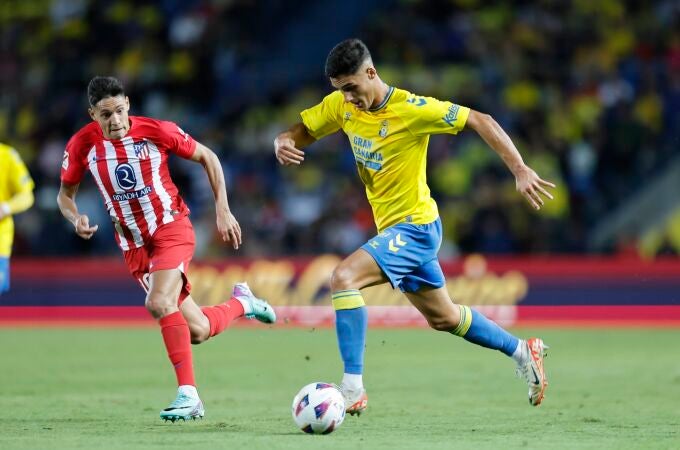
[0,257,9,294]
[361,218,445,293]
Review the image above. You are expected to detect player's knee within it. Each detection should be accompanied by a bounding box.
[330,265,357,291]
[145,292,176,318]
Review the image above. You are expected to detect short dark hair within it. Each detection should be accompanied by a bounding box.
[87,76,125,107]
[325,38,372,78]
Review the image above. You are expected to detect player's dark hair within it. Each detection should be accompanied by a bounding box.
[325,38,372,78]
[87,76,125,107]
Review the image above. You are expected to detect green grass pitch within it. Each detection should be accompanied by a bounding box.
[1,327,678,449]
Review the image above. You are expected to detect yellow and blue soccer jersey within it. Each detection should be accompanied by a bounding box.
[301,86,470,232]
[0,143,34,258]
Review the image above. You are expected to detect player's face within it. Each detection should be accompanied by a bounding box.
[330,67,378,111]
[89,95,131,140]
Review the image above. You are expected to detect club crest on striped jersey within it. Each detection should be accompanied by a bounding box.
[115,163,137,190]
[133,140,150,160]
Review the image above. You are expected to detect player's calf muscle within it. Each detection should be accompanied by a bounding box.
[426,316,458,332]
[187,321,210,344]
[190,331,209,345]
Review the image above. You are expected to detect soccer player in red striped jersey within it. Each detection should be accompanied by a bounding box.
[57,76,276,422]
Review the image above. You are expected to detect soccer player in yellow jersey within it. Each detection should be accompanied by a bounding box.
[275,39,556,413]
[0,143,35,295]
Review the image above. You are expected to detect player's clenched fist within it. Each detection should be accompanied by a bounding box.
[274,135,305,166]
[74,214,98,239]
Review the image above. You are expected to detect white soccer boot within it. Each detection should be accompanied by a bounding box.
[516,337,549,406]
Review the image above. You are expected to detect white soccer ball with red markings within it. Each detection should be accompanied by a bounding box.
[291,382,346,434]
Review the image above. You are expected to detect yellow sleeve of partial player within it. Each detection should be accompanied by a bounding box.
[8,148,34,195]
[395,93,470,137]
[300,91,344,140]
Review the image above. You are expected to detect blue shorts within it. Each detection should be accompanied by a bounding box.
[361,218,445,293]
[0,257,9,294]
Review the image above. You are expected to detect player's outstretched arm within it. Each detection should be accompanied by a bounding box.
[57,182,99,239]
[190,142,242,249]
[274,123,316,166]
[466,110,556,210]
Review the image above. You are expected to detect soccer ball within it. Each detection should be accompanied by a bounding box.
[291,382,346,434]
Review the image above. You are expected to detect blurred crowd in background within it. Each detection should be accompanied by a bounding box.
[1,0,679,258]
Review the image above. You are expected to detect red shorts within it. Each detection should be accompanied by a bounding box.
[123,216,195,305]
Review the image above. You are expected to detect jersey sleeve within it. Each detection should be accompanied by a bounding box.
[300,91,344,140]
[60,133,89,185]
[8,148,34,194]
[158,121,197,159]
[397,94,470,137]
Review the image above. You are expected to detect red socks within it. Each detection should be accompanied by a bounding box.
[158,300,244,386]
[159,311,196,386]
[201,299,245,337]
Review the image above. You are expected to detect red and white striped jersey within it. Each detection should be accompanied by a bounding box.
[61,116,197,251]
